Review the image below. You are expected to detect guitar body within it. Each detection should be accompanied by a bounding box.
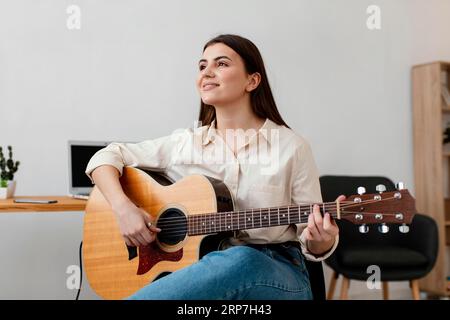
[83,167,234,300]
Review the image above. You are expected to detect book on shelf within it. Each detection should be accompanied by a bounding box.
[442,71,450,107]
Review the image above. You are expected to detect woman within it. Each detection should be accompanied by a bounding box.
[86,34,344,300]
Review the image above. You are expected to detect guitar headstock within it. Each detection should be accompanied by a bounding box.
[337,183,416,234]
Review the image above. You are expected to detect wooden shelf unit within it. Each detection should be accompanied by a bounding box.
[412,61,450,297]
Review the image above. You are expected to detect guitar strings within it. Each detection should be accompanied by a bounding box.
[156,203,346,226]
[152,197,398,234]
[154,200,355,224]
[140,197,394,235]
[155,211,394,236]
[153,196,395,227]
[154,195,398,223]
[154,209,341,236]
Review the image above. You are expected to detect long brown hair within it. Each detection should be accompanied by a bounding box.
[198,34,290,128]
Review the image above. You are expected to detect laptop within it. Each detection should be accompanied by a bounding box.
[68,140,110,199]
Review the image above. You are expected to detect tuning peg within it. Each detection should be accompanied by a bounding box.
[396,182,405,190]
[359,224,369,233]
[378,223,389,234]
[376,184,386,193]
[399,223,410,233]
[357,187,366,195]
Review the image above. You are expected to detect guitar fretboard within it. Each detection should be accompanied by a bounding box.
[187,203,340,236]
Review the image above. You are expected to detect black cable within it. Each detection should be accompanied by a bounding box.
[76,241,83,300]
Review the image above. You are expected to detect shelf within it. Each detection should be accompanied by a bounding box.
[413,61,450,296]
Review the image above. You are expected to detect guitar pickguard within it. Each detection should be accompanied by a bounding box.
[136,242,183,275]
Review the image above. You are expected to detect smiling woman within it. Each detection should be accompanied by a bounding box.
[197,34,289,134]
[86,33,343,300]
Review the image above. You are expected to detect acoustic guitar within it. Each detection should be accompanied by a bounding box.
[82,167,417,299]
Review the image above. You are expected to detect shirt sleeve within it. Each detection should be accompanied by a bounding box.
[85,130,187,184]
[291,139,339,262]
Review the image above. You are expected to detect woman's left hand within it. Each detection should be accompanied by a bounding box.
[303,195,346,256]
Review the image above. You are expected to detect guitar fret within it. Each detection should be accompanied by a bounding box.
[278,207,280,225]
[288,206,290,224]
[259,209,262,228]
[230,212,232,230]
[194,216,197,235]
[293,206,299,224]
[188,216,191,235]
[252,208,258,228]
[225,212,228,232]
[195,216,198,235]
[237,210,240,230]
[251,208,254,228]
[280,208,287,225]
[224,212,226,231]
[194,215,197,235]
[230,211,233,231]
[210,214,212,233]
[244,210,247,229]
[202,214,206,234]
[262,209,265,227]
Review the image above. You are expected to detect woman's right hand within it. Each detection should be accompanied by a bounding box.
[112,200,161,247]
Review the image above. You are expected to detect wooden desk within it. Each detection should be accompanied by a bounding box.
[0,196,87,212]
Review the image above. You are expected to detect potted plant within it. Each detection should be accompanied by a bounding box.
[0,146,20,199]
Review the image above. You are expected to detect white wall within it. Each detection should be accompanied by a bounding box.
[1,0,449,299]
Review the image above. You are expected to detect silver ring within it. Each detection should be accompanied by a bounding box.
[147,222,153,228]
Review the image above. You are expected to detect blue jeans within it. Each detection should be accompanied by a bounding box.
[127,243,312,300]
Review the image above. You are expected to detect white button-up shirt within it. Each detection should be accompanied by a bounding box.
[85,118,339,261]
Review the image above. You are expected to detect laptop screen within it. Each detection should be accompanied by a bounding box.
[68,141,109,194]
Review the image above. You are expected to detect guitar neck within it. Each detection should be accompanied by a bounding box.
[187,202,340,236]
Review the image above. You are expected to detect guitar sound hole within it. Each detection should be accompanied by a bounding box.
[156,208,187,246]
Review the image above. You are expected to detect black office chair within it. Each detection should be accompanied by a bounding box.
[319,175,438,300]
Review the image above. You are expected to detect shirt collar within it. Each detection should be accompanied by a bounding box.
[202,118,276,146]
